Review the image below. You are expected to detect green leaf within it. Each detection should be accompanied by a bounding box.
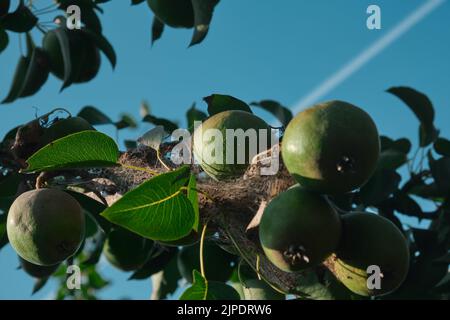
[204,94,252,116]
[142,115,178,133]
[387,87,438,147]
[78,106,113,125]
[380,136,394,151]
[0,173,22,212]
[23,131,120,173]
[2,56,30,103]
[187,174,199,232]
[1,1,37,33]
[180,270,240,300]
[129,247,178,280]
[84,29,116,69]
[250,100,293,127]
[0,28,8,53]
[434,138,450,157]
[189,0,220,46]
[392,138,412,154]
[151,16,164,45]
[81,234,106,266]
[186,103,207,131]
[101,166,195,241]
[19,47,50,98]
[151,255,181,300]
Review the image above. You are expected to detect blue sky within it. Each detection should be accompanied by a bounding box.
[1,0,449,299]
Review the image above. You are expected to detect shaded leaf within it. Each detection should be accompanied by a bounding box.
[124,140,137,150]
[393,193,424,219]
[1,1,37,33]
[434,138,450,157]
[359,169,401,206]
[101,166,195,241]
[23,131,120,173]
[428,154,450,195]
[19,47,50,98]
[380,136,394,151]
[387,87,438,146]
[131,0,146,4]
[84,29,116,69]
[129,247,178,280]
[250,100,293,127]
[377,149,407,170]
[204,94,252,116]
[151,256,181,300]
[0,27,8,53]
[78,106,113,125]
[32,277,49,295]
[180,270,240,300]
[186,103,207,130]
[0,213,8,251]
[115,114,137,130]
[392,138,412,154]
[151,16,164,45]
[2,56,30,103]
[189,0,220,46]
[66,191,111,233]
[143,115,178,133]
[0,0,10,18]
[54,28,73,91]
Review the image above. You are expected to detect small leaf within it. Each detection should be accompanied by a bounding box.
[387,87,438,147]
[151,16,164,45]
[137,125,167,150]
[2,56,30,103]
[380,136,394,151]
[434,138,450,157]
[23,131,120,173]
[186,103,207,131]
[19,47,50,98]
[129,247,178,280]
[189,0,220,46]
[392,138,412,154]
[204,94,252,116]
[250,100,293,127]
[32,277,49,295]
[131,0,146,4]
[101,166,195,241]
[143,115,178,133]
[78,106,113,125]
[180,270,240,300]
[0,28,8,53]
[115,114,137,130]
[1,1,37,33]
[84,29,116,69]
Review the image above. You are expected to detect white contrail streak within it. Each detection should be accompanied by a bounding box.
[292,0,446,113]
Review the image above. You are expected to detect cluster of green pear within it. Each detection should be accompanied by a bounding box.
[259,100,410,297]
